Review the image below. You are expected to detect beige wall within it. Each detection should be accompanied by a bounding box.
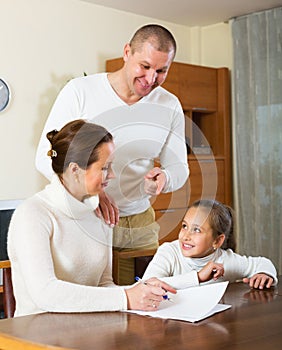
[190,23,232,68]
[0,0,232,200]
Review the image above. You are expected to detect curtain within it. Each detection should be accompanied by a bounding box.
[231,7,282,274]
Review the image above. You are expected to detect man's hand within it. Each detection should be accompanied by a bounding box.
[95,190,119,227]
[144,167,167,196]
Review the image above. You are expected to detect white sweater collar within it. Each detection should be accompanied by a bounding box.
[177,243,222,268]
[38,175,99,219]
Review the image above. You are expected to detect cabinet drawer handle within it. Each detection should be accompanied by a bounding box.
[159,209,175,213]
[198,160,214,163]
[192,107,208,111]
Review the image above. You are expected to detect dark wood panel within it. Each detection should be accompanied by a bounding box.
[187,159,225,204]
[150,182,187,210]
[178,63,217,110]
[155,208,187,244]
[160,62,180,96]
[106,57,123,72]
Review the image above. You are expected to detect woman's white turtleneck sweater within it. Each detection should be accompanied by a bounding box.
[142,240,278,289]
[8,176,127,317]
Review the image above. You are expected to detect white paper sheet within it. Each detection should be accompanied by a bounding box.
[126,281,231,323]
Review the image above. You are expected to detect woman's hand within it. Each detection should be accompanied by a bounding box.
[243,273,274,289]
[125,278,176,311]
[143,277,177,294]
[198,262,224,282]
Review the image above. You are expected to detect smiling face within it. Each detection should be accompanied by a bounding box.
[178,206,223,258]
[123,41,174,98]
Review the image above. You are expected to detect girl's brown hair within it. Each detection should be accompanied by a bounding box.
[46,119,113,175]
[190,199,236,251]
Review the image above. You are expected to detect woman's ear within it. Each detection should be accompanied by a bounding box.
[68,162,80,175]
[213,234,226,250]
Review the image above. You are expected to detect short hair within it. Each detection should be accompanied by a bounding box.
[189,199,236,251]
[46,119,113,175]
[129,24,177,58]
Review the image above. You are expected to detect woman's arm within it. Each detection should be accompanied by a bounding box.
[8,201,126,313]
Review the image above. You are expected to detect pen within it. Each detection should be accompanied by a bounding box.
[135,276,173,301]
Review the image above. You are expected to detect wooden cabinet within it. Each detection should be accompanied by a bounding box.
[187,159,226,203]
[106,58,232,244]
[155,208,187,245]
[172,63,217,111]
[150,179,188,244]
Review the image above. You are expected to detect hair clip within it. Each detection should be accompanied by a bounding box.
[47,149,57,158]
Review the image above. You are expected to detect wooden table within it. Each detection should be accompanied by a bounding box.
[0,278,281,350]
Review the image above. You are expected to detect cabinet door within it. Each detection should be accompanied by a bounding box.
[178,63,217,111]
[161,62,180,97]
[188,159,225,204]
[151,181,187,211]
[155,208,187,244]
[106,58,123,72]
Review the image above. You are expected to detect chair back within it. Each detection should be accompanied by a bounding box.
[0,260,14,318]
[0,208,16,318]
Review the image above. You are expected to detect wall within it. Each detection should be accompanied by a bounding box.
[190,23,232,68]
[0,0,232,200]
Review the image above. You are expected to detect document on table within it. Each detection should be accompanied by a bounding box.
[126,281,231,323]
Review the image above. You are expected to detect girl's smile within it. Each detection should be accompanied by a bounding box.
[181,242,194,250]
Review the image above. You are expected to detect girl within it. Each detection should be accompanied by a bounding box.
[143,199,277,290]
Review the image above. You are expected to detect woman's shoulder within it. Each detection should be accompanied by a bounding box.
[11,191,52,222]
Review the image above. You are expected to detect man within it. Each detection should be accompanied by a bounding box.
[36,24,189,284]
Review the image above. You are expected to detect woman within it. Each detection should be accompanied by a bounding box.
[8,119,175,317]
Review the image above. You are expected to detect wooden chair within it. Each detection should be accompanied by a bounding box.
[0,260,15,318]
[112,248,157,284]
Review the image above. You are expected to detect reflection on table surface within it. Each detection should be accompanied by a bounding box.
[0,279,281,350]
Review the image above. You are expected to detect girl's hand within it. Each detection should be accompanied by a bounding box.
[243,273,274,289]
[198,262,224,282]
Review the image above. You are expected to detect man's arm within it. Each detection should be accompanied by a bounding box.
[150,102,189,194]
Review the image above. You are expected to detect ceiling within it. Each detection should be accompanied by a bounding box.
[80,0,282,26]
